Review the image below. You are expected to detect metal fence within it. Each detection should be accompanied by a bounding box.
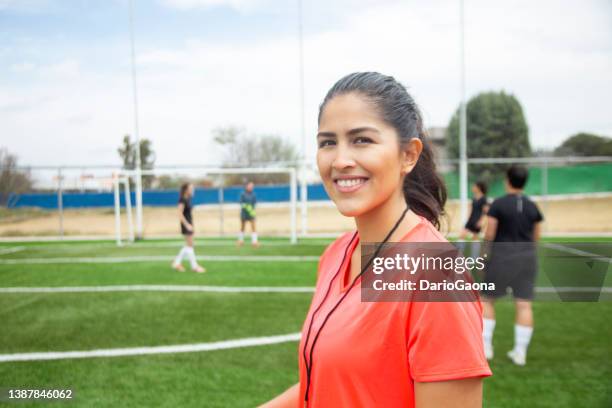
[2,156,611,239]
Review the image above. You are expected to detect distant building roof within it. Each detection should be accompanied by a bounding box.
[427,126,446,142]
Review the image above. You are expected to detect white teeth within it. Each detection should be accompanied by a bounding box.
[337,178,365,187]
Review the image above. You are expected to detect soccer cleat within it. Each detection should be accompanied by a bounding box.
[172,263,186,272]
[236,240,244,247]
[252,242,260,248]
[484,343,494,360]
[507,349,526,366]
[193,265,206,273]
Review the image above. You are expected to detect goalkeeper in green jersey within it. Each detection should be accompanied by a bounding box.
[238,181,259,247]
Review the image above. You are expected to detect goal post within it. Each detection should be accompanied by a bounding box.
[113,172,135,246]
[114,166,299,244]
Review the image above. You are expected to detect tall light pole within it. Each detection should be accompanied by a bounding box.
[459,0,469,231]
[128,0,143,239]
[297,0,308,236]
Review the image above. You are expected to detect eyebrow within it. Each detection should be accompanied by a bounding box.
[316,127,380,138]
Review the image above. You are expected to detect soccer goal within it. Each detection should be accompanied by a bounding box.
[114,166,299,245]
[112,173,135,246]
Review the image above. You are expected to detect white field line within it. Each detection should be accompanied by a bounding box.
[0,333,302,363]
[0,246,25,255]
[0,255,320,265]
[0,285,608,294]
[0,285,315,293]
[536,287,612,293]
[543,243,612,263]
[18,241,331,251]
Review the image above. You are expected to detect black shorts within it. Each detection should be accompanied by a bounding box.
[481,249,537,300]
[464,222,481,234]
[180,224,194,236]
[241,213,255,222]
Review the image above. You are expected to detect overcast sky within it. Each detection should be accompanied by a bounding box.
[1,0,611,167]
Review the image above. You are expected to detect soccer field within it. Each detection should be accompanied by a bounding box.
[0,238,610,407]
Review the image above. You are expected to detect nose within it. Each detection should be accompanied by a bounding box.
[331,143,356,171]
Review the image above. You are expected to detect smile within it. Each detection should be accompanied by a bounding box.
[333,177,369,193]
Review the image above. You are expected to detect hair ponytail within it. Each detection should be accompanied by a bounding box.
[403,126,446,229]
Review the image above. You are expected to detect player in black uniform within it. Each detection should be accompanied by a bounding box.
[481,165,543,365]
[237,181,259,247]
[460,181,489,240]
[172,183,205,273]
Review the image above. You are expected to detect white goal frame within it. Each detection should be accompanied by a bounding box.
[113,173,135,246]
[114,166,298,245]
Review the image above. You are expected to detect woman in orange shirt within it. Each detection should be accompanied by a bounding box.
[261,72,491,408]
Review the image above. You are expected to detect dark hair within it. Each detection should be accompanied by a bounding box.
[475,181,488,196]
[318,72,447,229]
[179,183,191,199]
[506,165,528,189]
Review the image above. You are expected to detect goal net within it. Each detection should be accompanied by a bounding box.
[114,166,299,245]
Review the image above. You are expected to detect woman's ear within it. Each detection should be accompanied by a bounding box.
[400,137,423,175]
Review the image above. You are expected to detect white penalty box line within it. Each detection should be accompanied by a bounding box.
[0,246,25,255]
[0,255,320,265]
[0,333,302,363]
[542,243,612,263]
[0,285,315,294]
[0,285,609,294]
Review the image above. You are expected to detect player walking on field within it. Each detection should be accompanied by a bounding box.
[237,181,259,247]
[482,165,543,365]
[459,181,489,240]
[260,72,490,408]
[172,183,205,273]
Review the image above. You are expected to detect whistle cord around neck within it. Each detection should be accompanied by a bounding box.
[302,206,410,405]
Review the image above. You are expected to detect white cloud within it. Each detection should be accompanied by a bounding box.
[10,62,36,72]
[158,0,270,12]
[40,59,80,77]
[2,0,611,168]
[0,0,53,13]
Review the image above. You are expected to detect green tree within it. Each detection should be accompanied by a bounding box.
[213,126,299,185]
[446,91,531,182]
[0,148,33,206]
[117,135,156,188]
[554,133,612,156]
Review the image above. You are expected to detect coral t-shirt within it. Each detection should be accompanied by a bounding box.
[298,216,492,407]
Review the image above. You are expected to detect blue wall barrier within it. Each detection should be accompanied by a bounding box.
[7,184,331,209]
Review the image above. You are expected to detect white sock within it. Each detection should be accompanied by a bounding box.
[513,324,533,355]
[186,247,198,269]
[483,318,496,349]
[238,232,244,242]
[173,247,188,266]
[251,232,258,244]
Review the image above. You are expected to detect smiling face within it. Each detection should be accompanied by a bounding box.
[317,92,420,217]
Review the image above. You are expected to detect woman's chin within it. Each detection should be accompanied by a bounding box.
[334,201,368,218]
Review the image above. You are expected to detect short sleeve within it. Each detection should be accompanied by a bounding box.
[533,203,544,222]
[407,301,492,382]
[487,200,501,220]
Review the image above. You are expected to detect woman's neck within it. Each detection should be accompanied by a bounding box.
[355,192,418,243]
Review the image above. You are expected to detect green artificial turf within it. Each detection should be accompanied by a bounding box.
[0,237,610,407]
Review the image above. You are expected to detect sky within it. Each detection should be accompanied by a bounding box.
[1,0,611,168]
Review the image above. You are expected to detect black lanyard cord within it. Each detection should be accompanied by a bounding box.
[303,206,410,405]
[300,231,358,387]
